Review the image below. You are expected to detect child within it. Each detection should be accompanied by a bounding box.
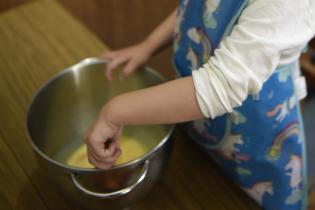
[85,0,315,209]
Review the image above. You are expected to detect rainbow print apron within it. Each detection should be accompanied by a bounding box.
[172,1,308,209]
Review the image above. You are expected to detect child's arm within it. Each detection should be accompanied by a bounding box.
[142,8,177,57]
[85,76,203,169]
[103,77,203,125]
[86,9,179,169]
[103,9,177,81]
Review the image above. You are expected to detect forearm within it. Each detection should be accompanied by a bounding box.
[102,77,204,125]
[143,9,177,56]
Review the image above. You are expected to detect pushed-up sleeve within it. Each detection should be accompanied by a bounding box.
[192,0,315,118]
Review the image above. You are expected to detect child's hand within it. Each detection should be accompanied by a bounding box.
[102,42,153,81]
[85,115,122,169]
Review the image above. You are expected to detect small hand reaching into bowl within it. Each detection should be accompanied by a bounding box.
[85,111,122,169]
[86,10,179,169]
[102,41,153,82]
[101,10,176,82]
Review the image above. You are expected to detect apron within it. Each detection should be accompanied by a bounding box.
[172,1,308,210]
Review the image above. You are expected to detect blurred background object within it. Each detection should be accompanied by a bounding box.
[0,0,177,80]
[300,39,315,210]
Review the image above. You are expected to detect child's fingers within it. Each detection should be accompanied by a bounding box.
[103,141,116,158]
[106,56,128,81]
[87,144,115,169]
[111,148,122,165]
[89,155,113,169]
[87,152,97,166]
[87,147,112,169]
[88,140,106,160]
[87,149,106,169]
[88,142,117,168]
[87,139,119,166]
[87,144,100,162]
[106,133,122,162]
[87,134,114,160]
[103,148,121,163]
[122,60,137,77]
[101,51,117,60]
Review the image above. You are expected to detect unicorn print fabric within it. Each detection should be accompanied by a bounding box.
[173,0,309,209]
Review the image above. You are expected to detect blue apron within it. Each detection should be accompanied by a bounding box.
[172,1,308,210]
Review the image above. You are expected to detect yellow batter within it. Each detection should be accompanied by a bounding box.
[67,135,152,168]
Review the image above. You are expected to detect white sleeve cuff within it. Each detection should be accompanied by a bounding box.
[192,63,235,119]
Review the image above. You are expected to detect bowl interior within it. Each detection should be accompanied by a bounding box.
[27,60,171,167]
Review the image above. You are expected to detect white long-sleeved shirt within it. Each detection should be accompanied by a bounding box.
[192,0,315,118]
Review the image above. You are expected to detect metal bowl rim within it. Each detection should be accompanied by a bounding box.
[25,57,175,173]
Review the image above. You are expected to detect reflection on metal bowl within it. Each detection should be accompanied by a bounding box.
[26,58,174,210]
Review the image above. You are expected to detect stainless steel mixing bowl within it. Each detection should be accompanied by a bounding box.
[26,58,174,210]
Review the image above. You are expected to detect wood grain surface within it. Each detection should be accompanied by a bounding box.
[0,1,104,210]
[0,135,48,210]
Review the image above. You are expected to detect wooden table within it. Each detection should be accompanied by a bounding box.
[0,1,261,209]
